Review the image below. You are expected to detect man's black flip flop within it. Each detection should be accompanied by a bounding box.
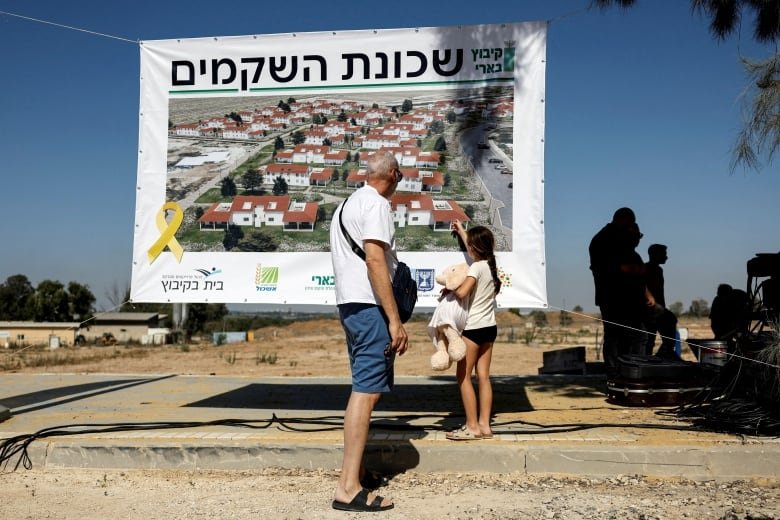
[332,488,394,512]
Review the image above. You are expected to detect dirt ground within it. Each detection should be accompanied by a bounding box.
[6,314,776,519]
[0,312,714,377]
[2,468,778,519]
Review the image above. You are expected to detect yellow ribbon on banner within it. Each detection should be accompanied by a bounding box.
[147,201,184,264]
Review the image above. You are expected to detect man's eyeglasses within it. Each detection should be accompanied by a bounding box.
[392,168,403,183]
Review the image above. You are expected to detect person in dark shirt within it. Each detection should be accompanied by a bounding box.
[644,244,679,358]
[589,208,649,376]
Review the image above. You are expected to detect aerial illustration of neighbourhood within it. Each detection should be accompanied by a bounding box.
[166,87,514,253]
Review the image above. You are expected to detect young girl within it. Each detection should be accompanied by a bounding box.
[446,220,502,440]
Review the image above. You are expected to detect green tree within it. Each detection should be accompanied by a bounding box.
[220,176,237,197]
[226,111,242,125]
[185,303,229,336]
[530,310,548,327]
[430,120,445,134]
[316,206,326,222]
[573,305,584,313]
[67,282,95,322]
[433,136,447,151]
[277,100,291,112]
[235,231,279,252]
[0,274,35,320]
[337,110,348,122]
[687,298,711,318]
[559,309,573,326]
[274,136,285,150]
[28,280,70,322]
[223,226,244,250]
[291,130,305,145]
[669,301,684,317]
[446,111,457,123]
[401,99,413,113]
[241,169,264,194]
[272,176,289,195]
[594,0,779,171]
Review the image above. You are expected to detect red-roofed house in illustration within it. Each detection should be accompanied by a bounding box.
[409,128,428,140]
[326,133,346,146]
[339,101,360,112]
[429,199,469,231]
[363,131,401,150]
[346,169,367,188]
[312,100,337,115]
[323,121,347,135]
[390,194,469,231]
[229,195,290,228]
[309,167,335,187]
[323,150,349,166]
[433,100,455,111]
[272,110,292,125]
[384,123,415,138]
[304,127,329,145]
[282,201,319,232]
[274,150,294,163]
[198,202,233,230]
[416,151,441,168]
[198,195,319,231]
[262,164,311,187]
[354,112,382,126]
[420,170,444,193]
[222,125,250,140]
[173,124,201,137]
[292,144,329,164]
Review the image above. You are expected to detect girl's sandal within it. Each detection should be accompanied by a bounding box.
[446,425,482,441]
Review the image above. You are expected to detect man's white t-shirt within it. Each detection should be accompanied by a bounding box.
[330,185,397,305]
[464,260,496,330]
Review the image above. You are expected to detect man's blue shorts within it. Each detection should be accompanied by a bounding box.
[338,303,394,393]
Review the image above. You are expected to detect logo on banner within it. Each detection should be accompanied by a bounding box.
[147,201,184,264]
[415,269,436,292]
[471,42,515,75]
[160,266,226,293]
[255,264,279,292]
[498,267,512,290]
[195,267,222,277]
[305,274,335,292]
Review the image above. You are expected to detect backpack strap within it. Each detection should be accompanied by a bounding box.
[338,196,366,261]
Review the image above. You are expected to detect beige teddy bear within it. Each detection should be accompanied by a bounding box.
[427,262,470,370]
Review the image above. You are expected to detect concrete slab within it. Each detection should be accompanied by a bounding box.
[0,373,777,481]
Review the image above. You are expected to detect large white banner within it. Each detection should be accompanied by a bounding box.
[131,22,547,309]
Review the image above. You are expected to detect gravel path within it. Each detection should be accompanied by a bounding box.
[3,467,778,519]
